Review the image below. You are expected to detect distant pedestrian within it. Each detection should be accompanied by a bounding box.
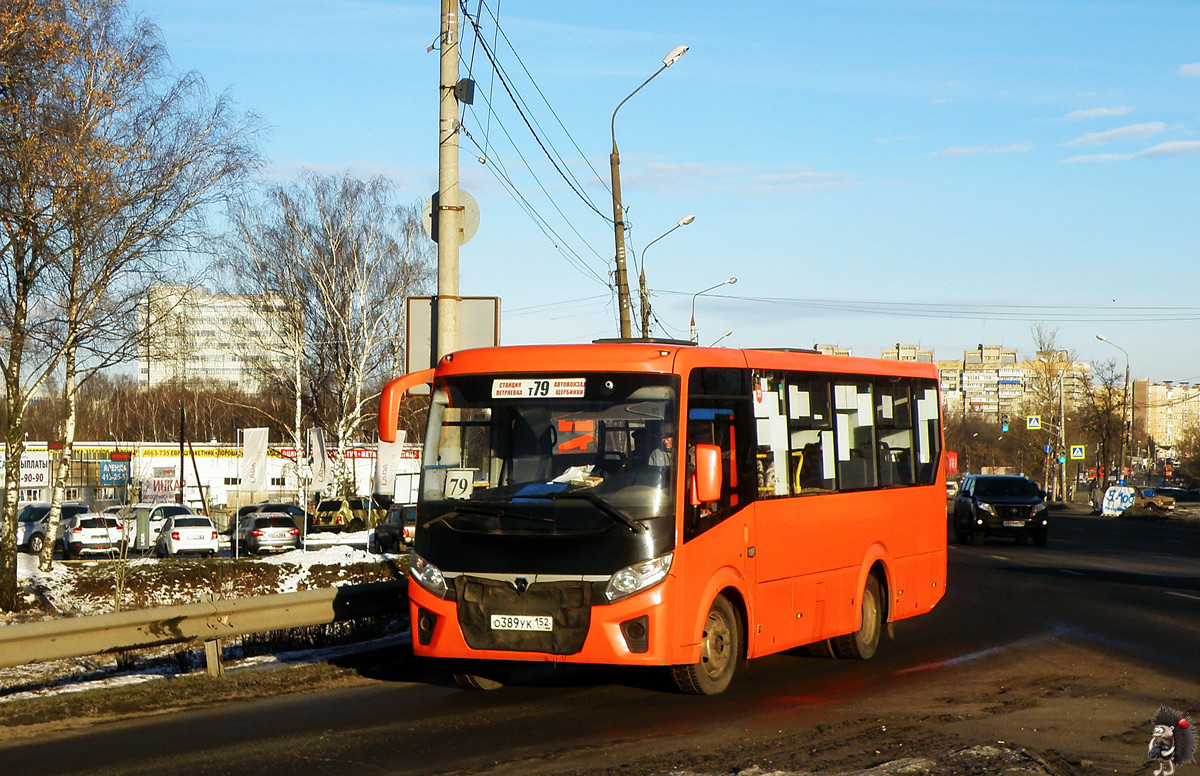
[1089,480,1102,515]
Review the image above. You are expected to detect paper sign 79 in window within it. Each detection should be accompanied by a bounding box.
[444,469,475,499]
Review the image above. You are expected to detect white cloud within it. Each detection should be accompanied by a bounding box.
[1059,107,1131,122]
[1061,140,1200,163]
[1063,122,1167,147]
[1179,63,1200,78]
[931,142,1033,158]
[1140,140,1200,157]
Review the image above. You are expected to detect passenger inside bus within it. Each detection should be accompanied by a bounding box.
[631,425,670,468]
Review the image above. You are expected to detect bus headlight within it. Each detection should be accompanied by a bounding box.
[410,553,447,598]
[605,553,673,602]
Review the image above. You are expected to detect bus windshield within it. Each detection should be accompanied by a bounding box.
[421,373,678,546]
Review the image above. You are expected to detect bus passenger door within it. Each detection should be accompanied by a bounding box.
[676,370,756,654]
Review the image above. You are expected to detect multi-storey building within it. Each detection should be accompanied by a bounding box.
[813,344,852,357]
[137,286,290,394]
[1136,379,1200,455]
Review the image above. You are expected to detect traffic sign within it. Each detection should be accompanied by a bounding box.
[1027,415,1041,430]
[1044,444,1053,454]
[1070,445,1085,460]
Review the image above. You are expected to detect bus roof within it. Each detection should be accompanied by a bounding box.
[434,342,940,381]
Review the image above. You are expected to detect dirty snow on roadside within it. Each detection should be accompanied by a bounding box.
[1,535,409,702]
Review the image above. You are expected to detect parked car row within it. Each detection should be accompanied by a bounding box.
[15,496,409,559]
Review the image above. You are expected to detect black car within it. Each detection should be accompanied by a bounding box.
[952,474,1048,546]
[374,505,416,553]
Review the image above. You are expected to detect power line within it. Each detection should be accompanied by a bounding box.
[458,3,610,223]
[652,292,1200,323]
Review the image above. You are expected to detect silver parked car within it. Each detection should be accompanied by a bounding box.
[239,514,301,555]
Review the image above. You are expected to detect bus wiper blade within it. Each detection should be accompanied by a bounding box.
[422,501,553,529]
[529,491,645,533]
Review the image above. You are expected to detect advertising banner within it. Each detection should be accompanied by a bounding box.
[306,428,327,491]
[374,433,407,496]
[240,428,269,490]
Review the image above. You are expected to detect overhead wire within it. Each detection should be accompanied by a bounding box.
[470,0,611,201]
[458,1,611,223]
[651,292,1200,323]
[453,2,613,293]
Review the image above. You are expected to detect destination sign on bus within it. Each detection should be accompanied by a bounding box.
[491,378,585,399]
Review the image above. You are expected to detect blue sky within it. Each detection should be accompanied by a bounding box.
[128,0,1200,382]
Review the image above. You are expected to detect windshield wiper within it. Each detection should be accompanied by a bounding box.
[520,491,645,533]
[422,500,554,530]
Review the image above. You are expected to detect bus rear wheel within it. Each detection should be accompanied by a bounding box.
[670,594,740,695]
[833,575,883,660]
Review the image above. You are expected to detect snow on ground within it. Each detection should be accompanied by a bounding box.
[2,532,409,702]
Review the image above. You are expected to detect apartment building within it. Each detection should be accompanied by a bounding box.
[1136,379,1200,454]
[137,286,290,394]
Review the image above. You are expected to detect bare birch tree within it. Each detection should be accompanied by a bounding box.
[0,0,260,605]
[220,171,433,495]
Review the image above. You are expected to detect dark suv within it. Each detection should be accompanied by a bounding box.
[952,474,1048,546]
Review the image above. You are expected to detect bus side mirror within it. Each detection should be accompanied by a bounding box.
[692,444,722,504]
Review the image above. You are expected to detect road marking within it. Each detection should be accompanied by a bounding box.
[1165,591,1200,602]
[1059,569,1085,576]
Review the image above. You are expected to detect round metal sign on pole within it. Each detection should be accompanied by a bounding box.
[422,189,479,245]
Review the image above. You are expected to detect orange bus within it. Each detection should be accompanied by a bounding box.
[379,341,946,694]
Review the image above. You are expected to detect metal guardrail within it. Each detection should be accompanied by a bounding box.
[0,580,407,676]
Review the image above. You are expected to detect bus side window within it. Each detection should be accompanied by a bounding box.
[876,380,915,486]
[834,382,877,491]
[914,385,942,484]
[784,375,834,494]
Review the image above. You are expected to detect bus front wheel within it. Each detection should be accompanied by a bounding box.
[833,575,883,660]
[670,594,741,695]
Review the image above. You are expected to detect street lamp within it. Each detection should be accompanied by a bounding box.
[638,214,695,337]
[610,45,689,338]
[1096,334,1130,483]
[690,276,737,343]
[709,330,733,347]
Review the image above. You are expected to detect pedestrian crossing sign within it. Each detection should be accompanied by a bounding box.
[1070,445,1085,460]
[1026,415,1041,430]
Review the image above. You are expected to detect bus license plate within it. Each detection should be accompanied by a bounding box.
[490,614,552,632]
[1003,520,1025,528]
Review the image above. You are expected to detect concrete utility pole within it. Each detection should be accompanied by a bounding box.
[436,0,462,361]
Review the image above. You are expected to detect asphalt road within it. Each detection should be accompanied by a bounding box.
[5,505,1200,775]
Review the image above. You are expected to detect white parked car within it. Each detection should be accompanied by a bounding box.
[154,514,219,558]
[60,513,126,559]
[127,502,197,551]
[16,501,93,554]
